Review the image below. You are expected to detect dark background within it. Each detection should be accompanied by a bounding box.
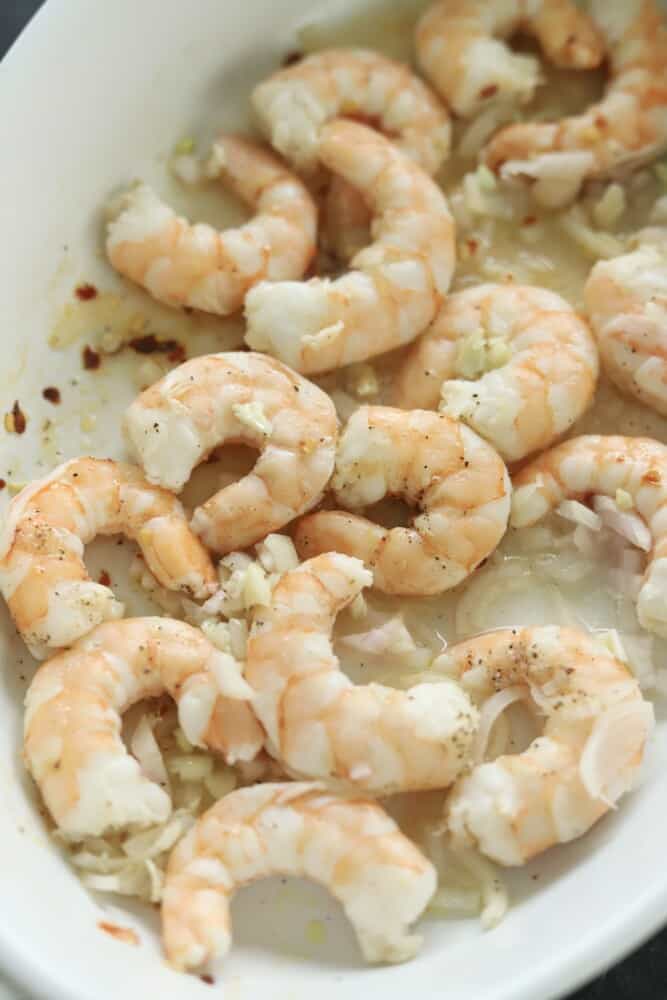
[2,1,666,997]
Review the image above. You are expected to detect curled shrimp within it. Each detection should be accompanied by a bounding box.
[484,0,667,206]
[162,782,437,970]
[253,49,451,263]
[0,458,216,659]
[416,0,603,118]
[511,434,667,636]
[584,228,667,416]
[393,284,599,463]
[245,553,479,793]
[123,352,337,554]
[293,407,511,595]
[439,626,653,865]
[106,135,316,314]
[24,618,264,838]
[245,120,456,374]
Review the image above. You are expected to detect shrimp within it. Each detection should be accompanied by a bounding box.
[438,626,653,865]
[245,553,478,793]
[416,0,603,117]
[293,407,511,595]
[511,435,667,636]
[393,284,599,463]
[484,0,667,207]
[162,782,437,970]
[245,121,456,374]
[0,459,216,659]
[24,618,264,838]
[253,49,451,264]
[123,352,337,554]
[106,135,317,314]
[584,228,667,416]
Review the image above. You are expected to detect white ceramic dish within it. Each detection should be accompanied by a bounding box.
[2,1,667,998]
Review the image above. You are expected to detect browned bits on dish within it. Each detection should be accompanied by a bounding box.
[75,282,98,301]
[82,345,101,370]
[479,84,498,99]
[200,974,215,985]
[128,334,186,363]
[4,401,27,435]
[42,386,61,404]
[98,570,111,587]
[0,480,6,491]
[522,215,537,226]
[282,50,303,67]
[97,921,139,946]
[643,469,661,484]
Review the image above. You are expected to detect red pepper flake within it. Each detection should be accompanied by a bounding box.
[479,84,498,99]
[98,570,111,587]
[522,215,537,226]
[82,346,101,370]
[129,334,186,363]
[282,50,303,67]
[10,401,27,434]
[0,479,6,491]
[594,114,608,130]
[97,921,139,946]
[42,386,61,404]
[200,975,215,986]
[466,238,479,254]
[75,282,98,301]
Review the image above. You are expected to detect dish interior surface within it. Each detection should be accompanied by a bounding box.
[2,0,667,998]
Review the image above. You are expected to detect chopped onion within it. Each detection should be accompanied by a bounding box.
[474,686,527,763]
[341,616,419,657]
[167,753,214,783]
[428,886,482,917]
[122,811,193,860]
[580,701,655,806]
[455,847,508,929]
[556,500,601,531]
[130,716,169,791]
[593,495,651,551]
[606,568,642,600]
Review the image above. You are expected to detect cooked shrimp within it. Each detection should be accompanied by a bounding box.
[24,618,264,838]
[416,0,603,117]
[393,284,599,463]
[245,553,478,793]
[485,0,667,206]
[123,352,337,554]
[253,49,451,264]
[293,407,511,595]
[439,626,653,865]
[0,459,216,659]
[253,48,451,175]
[584,229,667,416]
[511,435,667,636]
[162,782,437,970]
[245,121,456,374]
[106,135,316,313]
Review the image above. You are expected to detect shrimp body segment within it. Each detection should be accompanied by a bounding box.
[24,618,264,838]
[123,352,337,554]
[416,0,603,117]
[245,121,456,374]
[106,136,317,313]
[245,553,479,793]
[253,48,451,176]
[0,458,216,659]
[584,230,667,416]
[440,627,653,865]
[511,435,667,636]
[294,407,511,595]
[162,782,437,970]
[485,0,667,206]
[394,284,599,463]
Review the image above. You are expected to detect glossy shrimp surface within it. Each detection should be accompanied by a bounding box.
[294,407,511,595]
[440,626,653,865]
[24,618,264,838]
[0,458,216,658]
[485,0,667,206]
[512,435,667,636]
[245,121,456,374]
[123,352,337,554]
[416,0,603,117]
[162,782,437,970]
[393,284,599,463]
[245,553,479,793]
[106,136,316,314]
[584,228,667,416]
